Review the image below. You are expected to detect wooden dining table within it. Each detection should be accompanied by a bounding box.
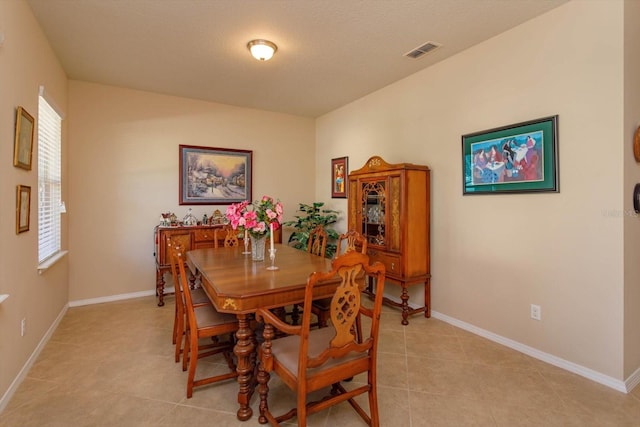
[186,244,338,421]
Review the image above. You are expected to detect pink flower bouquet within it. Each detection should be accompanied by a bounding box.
[225,196,283,238]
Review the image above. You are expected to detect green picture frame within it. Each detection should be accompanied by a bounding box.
[462,115,559,195]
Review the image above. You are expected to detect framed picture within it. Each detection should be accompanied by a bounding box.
[462,115,559,195]
[13,106,35,170]
[331,156,348,198]
[179,145,252,205]
[16,185,31,234]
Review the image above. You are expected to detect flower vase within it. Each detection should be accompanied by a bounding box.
[251,234,266,261]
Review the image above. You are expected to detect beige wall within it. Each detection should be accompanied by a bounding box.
[67,82,315,301]
[623,0,640,379]
[0,0,69,405]
[316,0,628,380]
[4,0,640,408]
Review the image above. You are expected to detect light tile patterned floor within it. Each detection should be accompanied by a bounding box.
[2,296,640,426]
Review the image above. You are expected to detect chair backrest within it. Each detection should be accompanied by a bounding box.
[298,250,385,377]
[216,225,239,248]
[335,229,368,256]
[173,243,197,325]
[168,238,187,317]
[306,225,328,258]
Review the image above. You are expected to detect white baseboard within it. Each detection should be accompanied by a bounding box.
[625,365,640,392]
[431,310,630,393]
[0,304,68,413]
[68,287,176,307]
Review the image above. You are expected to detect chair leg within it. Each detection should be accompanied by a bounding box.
[174,312,185,363]
[291,304,300,325]
[318,310,329,328]
[368,375,380,427]
[297,389,307,427]
[172,304,178,345]
[186,333,199,398]
[182,329,190,372]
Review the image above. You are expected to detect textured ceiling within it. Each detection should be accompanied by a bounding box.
[27,0,568,118]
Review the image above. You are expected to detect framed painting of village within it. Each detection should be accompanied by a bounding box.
[462,115,559,195]
[179,145,252,205]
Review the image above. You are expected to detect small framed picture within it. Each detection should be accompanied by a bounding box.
[462,115,559,195]
[16,185,31,234]
[331,157,348,198]
[13,106,35,170]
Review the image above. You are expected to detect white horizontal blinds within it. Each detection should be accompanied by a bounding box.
[38,95,62,264]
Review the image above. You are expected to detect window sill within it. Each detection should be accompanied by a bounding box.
[38,250,68,274]
[0,294,8,304]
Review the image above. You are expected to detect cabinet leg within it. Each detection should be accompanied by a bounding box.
[424,279,431,318]
[400,286,409,326]
[156,270,165,307]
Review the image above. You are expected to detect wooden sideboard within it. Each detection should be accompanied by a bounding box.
[154,225,223,306]
[154,224,282,306]
[347,155,431,324]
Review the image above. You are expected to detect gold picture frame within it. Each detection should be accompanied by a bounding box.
[13,106,35,170]
[16,185,31,234]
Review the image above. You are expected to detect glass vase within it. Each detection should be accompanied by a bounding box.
[251,234,266,261]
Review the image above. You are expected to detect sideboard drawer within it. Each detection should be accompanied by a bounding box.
[194,228,216,242]
[368,251,402,276]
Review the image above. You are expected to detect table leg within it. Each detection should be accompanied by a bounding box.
[234,314,255,421]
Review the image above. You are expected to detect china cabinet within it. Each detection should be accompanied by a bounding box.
[347,156,431,324]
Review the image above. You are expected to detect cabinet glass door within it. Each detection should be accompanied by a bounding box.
[361,180,386,246]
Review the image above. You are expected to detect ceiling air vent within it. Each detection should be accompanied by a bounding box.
[404,41,441,59]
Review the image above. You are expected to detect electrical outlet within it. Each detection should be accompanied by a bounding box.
[21,318,26,336]
[530,304,541,321]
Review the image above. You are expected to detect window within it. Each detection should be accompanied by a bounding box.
[38,88,63,264]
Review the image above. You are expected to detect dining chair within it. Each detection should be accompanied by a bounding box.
[255,250,386,427]
[172,244,240,398]
[216,225,240,248]
[312,230,369,328]
[288,226,329,325]
[168,238,212,362]
[336,229,368,257]
[307,225,328,257]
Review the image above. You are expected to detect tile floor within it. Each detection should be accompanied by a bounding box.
[2,296,640,426]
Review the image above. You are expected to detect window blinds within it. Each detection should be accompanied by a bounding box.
[38,95,62,264]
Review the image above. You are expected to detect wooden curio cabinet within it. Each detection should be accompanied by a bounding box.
[348,156,431,324]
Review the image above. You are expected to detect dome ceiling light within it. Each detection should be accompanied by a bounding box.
[247,39,277,61]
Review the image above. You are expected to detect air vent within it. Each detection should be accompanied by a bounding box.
[404,41,441,59]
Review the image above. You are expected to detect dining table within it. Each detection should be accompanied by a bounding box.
[185,243,338,421]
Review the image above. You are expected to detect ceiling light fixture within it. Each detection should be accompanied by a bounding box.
[247,39,277,61]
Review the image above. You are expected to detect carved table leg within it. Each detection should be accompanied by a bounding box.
[156,269,165,307]
[400,285,409,326]
[234,314,255,421]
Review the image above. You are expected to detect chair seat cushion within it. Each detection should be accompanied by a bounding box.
[194,305,238,328]
[270,327,366,377]
[192,287,210,305]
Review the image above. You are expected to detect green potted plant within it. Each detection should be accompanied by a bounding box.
[283,202,340,258]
